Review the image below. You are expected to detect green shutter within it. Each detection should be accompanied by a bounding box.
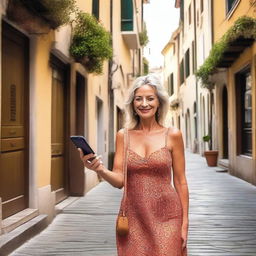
[92,0,99,20]
[185,49,190,78]
[170,73,174,95]
[180,59,184,85]
[121,0,133,31]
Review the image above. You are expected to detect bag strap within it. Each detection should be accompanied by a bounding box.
[121,128,128,216]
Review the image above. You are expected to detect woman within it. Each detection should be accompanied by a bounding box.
[79,73,189,256]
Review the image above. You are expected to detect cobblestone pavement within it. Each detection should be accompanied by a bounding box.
[11,152,256,256]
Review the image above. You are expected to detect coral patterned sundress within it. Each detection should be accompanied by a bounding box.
[116,128,187,256]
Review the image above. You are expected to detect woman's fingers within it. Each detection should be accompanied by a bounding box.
[78,148,84,160]
[78,149,95,162]
[78,150,102,171]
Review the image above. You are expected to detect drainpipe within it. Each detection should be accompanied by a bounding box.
[193,0,199,153]
[108,0,114,169]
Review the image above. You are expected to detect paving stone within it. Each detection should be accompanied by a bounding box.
[10,152,256,256]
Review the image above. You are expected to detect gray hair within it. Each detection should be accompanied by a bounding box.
[124,73,169,129]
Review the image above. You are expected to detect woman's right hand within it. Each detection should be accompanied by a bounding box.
[78,148,105,174]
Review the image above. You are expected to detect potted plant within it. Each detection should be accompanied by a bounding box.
[202,135,218,166]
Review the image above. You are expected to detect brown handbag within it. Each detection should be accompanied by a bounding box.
[116,128,129,236]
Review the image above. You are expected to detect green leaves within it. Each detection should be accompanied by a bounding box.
[139,22,149,47]
[203,135,211,142]
[42,0,77,28]
[196,16,256,89]
[70,12,113,74]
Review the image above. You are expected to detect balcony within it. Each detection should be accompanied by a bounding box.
[121,0,140,49]
[216,37,255,68]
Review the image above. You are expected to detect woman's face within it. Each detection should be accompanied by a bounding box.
[133,85,160,120]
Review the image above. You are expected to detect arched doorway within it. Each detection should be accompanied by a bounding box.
[222,86,229,158]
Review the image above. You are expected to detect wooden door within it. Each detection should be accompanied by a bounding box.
[0,22,29,218]
[51,64,68,203]
[69,73,86,196]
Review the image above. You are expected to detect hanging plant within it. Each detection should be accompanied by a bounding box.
[7,0,76,32]
[139,22,149,47]
[70,12,113,74]
[196,16,256,88]
[143,57,149,75]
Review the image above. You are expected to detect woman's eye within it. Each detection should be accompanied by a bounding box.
[148,98,154,101]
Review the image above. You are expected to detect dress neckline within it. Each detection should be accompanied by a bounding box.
[127,127,170,159]
[128,146,169,161]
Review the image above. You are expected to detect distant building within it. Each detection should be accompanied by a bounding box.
[163,0,256,185]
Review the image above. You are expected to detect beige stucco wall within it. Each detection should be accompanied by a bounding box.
[195,0,214,154]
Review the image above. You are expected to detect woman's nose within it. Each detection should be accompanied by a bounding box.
[142,99,148,106]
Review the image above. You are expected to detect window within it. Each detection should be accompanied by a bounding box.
[168,73,174,96]
[243,73,252,154]
[180,0,184,22]
[121,0,133,31]
[192,41,195,73]
[92,0,99,20]
[226,0,239,15]
[236,69,252,156]
[179,59,184,85]
[185,49,190,78]
[188,4,191,25]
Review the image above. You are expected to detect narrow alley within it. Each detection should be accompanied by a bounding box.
[9,152,256,256]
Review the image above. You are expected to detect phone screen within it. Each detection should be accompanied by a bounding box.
[70,136,95,156]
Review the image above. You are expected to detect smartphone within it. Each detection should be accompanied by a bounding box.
[70,136,95,157]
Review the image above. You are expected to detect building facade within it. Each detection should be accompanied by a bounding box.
[0,0,147,248]
[163,0,214,154]
[163,0,256,185]
[211,0,256,184]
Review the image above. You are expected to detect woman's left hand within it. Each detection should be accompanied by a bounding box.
[181,223,188,250]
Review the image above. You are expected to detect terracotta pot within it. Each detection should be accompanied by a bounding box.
[204,150,219,167]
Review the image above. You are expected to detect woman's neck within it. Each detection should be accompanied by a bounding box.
[136,118,162,132]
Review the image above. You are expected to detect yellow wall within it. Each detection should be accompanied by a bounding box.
[33,33,54,188]
[213,0,255,42]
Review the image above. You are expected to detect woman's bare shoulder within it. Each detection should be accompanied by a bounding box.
[167,126,183,144]
[116,128,126,141]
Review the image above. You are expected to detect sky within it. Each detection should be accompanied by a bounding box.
[143,0,180,69]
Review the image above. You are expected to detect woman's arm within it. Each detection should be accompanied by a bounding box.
[169,127,189,248]
[78,129,125,189]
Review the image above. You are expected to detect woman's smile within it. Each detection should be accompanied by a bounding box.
[139,108,152,113]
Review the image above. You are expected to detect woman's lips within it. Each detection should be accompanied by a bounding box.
[139,109,152,113]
